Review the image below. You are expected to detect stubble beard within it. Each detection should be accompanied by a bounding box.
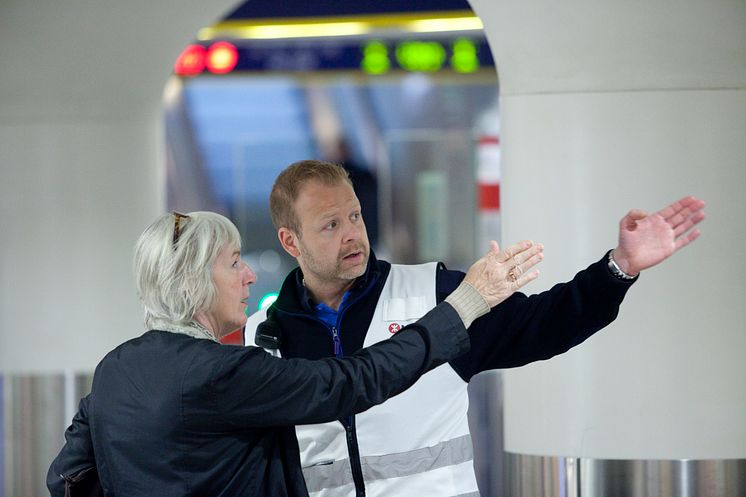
[300,243,369,285]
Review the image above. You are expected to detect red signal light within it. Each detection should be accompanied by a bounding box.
[206,42,239,74]
[174,44,207,76]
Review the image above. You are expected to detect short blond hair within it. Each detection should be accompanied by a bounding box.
[269,160,352,235]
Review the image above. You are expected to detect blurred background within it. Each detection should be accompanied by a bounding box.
[164,0,501,314]
[1,0,744,496]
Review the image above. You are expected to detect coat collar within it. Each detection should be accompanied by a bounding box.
[278,251,383,313]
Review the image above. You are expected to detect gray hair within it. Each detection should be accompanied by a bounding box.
[133,211,241,330]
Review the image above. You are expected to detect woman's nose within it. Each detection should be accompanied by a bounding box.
[244,263,257,284]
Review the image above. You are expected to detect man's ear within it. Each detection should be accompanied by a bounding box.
[278,228,301,258]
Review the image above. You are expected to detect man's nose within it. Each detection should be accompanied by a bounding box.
[342,220,364,243]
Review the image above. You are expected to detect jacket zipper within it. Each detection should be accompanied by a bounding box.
[274,310,341,355]
[331,326,342,357]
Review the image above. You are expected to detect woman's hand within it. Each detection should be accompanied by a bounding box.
[464,240,544,308]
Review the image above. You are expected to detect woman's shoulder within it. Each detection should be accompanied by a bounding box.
[96,330,215,374]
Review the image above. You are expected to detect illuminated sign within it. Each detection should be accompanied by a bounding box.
[206,41,239,74]
[175,42,240,76]
[395,41,446,72]
[361,41,391,74]
[362,38,480,74]
[174,44,207,76]
[174,37,491,76]
[451,38,479,73]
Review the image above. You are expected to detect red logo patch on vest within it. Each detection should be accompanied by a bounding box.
[388,323,402,334]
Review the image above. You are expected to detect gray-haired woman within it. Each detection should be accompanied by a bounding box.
[47,211,542,497]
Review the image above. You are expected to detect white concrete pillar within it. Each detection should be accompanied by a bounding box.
[0,2,237,494]
[0,0,237,371]
[469,0,746,494]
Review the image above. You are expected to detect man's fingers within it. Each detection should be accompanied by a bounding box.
[656,195,692,219]
[621,209,647,230]
[672,211,705,237]
[675,228,701,252]
[628,196,705,230]
[658,195,705,221]
[628,209,647,220]
[673,218,695,237]
[678,196,705,212]
[656,202,681,220]
[665,200,704,223]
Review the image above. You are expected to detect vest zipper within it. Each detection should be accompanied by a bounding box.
[275,273,380,496]
[334,280,378,497]
[345,418,366,497]
[276,310,365,494]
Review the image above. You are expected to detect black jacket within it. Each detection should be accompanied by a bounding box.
[251,252,636,496]
[47,303,468,497]
[261,251,635,380]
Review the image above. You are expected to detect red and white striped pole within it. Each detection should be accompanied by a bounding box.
[476,130,501,251]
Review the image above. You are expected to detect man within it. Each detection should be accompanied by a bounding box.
[246,160,705,497]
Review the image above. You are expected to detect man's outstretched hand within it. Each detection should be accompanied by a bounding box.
[612,196,705,276]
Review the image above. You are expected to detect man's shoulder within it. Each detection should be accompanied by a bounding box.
[244,307,269,343]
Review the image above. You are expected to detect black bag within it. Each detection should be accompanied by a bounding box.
[64,466,103,497]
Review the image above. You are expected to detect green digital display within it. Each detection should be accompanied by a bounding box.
[396,41,446,72]
[451,38,480,73]
[361,41,391,74]
[361,38,480,75]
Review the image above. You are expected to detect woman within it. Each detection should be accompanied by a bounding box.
[47,211,541,497]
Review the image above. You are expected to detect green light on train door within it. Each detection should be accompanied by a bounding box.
[396,41,446,72]
[362,41,391,75]
[451,38,479,73]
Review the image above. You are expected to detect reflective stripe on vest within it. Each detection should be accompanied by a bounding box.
[303,433,474,493]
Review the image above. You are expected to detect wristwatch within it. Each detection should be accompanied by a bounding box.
[607,250,637,281]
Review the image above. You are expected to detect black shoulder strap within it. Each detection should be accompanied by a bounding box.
[254,308,282,350]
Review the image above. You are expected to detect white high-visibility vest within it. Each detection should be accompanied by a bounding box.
[245,263,479,497]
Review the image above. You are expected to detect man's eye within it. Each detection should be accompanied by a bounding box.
[325,221,338,229]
